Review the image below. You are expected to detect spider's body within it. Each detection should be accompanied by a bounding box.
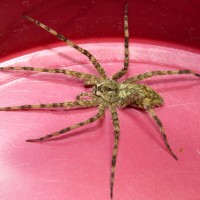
[94,80,163,109]
[94,79,120,103]
[0,3,200,199]
[118,83,163,109]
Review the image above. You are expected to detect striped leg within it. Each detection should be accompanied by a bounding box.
[23,15,106,78]
[112,3,129,80]
[0,66,99,84]
[0,100,98,111]
[124,69,200,84]
[148,108,178,160]
[76,92,94,100]
[26,105,106,142]
[109,106,120,199]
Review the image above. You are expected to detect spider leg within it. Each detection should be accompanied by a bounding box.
[23,15,107,78]
[112,3,129,80]
[0,100,98,111]
[124,69,200,84]
[148,108,178,160]
[26,105,106,142]
[0,66,100,84]
[76,92,94,100]
[109,106,120,199]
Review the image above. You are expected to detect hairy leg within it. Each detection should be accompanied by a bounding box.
[112,3,129,80]
[26,105,106,142]
[23,15,106,78]
[0,100,98,111]
[148,108,178,160]
[0,66,100,84]
[124,69,200,84]
[76,92,94,100]
[109,106,120,199]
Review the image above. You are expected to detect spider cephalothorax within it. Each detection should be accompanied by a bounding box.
[94,79,119,103]
[0,3,200,199]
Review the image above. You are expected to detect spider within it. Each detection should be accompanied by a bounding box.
[0,3,200,199]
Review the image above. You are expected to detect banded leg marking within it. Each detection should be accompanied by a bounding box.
[23,15,106,78]
[0,100,98,111]
[76,92,94,100]
[109,106,120,199]
[124,69,200,84]
[26,105,106,142]
[0,66,99,83]
[112,3,129,80]
[148,108,178,160]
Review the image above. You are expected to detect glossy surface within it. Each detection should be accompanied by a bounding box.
[0,0,200,61]
[0,43,200,200]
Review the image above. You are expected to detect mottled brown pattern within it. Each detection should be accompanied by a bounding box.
[0,3,200,199]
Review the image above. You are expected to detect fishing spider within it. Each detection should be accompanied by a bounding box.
[0,3,200,199]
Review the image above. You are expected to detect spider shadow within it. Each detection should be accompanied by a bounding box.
[35,119,104,145]
[56,50,99,76]
[23,107,103,144]
[145,109,180,159]
[38,45,100,76]
[124,107,176,158]
[140,75,200,93]
[126,76,200,158]
[11,106,97,116]
[49,107,98,116]
[1,41,99,87]
[2,68,86,86]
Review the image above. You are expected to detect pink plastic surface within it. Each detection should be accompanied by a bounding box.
[0,43,200,200]
[0,0,200,200]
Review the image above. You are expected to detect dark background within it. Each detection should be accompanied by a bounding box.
[0,0,200,61]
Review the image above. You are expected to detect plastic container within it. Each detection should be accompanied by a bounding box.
[0,1,200,200]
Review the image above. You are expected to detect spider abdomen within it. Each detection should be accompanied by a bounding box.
[119,83,164,109]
